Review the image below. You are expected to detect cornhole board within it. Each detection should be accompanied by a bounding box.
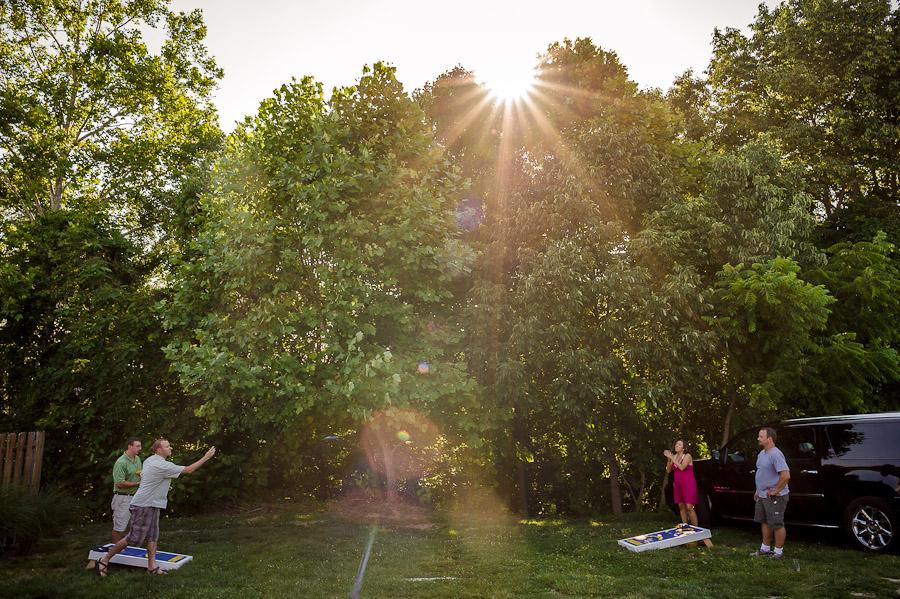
[87,543,193,571]
[618,524,713,552]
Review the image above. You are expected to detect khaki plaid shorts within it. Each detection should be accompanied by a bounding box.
[125,505,160,545]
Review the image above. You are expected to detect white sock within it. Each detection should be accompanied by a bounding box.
[760,544,771,552]
[773,547,783,556]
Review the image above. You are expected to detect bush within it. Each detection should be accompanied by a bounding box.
[0,486,81,555]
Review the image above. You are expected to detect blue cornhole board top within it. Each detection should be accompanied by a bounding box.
[89,543,193,570]
[618,525,712,552]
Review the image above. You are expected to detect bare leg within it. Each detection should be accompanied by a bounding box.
[111,530,122,544]
[98,537,130,577]
[760,522,773,547]
[678,503,688,524]
[773,526,786,550]
[146,541,165,574]
[685,504,698,527]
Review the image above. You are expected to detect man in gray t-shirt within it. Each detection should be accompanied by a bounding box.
[97,439,215,576]
[749,427,791,559]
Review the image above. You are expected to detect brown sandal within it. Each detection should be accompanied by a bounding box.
[147,566,167,575]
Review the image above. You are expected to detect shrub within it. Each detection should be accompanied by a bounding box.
[0,486,81,555]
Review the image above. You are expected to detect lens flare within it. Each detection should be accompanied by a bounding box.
[397,430,410,442]
[456,198,484,232]
[417,361,429,374]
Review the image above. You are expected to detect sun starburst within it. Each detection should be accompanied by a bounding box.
[477,59,538,103]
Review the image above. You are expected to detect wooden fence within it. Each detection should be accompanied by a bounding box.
[0,431,45,492]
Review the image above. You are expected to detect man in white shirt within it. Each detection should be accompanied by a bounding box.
[96,439,215,576]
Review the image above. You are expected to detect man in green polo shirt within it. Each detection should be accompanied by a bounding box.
[111,437,142,543]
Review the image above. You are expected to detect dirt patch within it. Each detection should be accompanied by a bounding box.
[328,492,436,530]
[209,499,323,520]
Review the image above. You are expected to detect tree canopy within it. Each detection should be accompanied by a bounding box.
[2,0,899,517]
[0,0,222,249]
[161,64,485,495]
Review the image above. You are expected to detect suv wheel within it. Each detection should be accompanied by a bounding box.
[844,497,896,553]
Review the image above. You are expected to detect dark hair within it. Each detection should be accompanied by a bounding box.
[126,437,141,448]
[152,439,168,453]
[761,427,777,443]
[673,439,691,455]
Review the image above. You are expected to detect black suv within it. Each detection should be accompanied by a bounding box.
[675,412,900,553]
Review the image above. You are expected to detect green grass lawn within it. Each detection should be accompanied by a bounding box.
[2,497,898,599]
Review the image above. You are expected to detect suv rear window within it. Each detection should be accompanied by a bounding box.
[826,422,900,460]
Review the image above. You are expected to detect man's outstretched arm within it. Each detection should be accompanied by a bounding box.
[182,446,216,475]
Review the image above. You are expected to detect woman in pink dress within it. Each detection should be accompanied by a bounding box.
[665,439,699,526]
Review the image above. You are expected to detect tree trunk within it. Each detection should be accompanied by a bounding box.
[608,449,623,516]
[50,176,65,211]
[637,471,646,511]
[622,470,646,512]
[659,401,688,508]
[378,434,399,504]
[513,412,529,515]
[659,469,670,511]
[720,390,738,448]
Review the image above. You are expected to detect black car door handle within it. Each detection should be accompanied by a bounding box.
[801,469,818,474]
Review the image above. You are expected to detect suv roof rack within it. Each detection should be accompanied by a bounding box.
[780,411,900,424]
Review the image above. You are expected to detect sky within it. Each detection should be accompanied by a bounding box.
[158,0,771,131]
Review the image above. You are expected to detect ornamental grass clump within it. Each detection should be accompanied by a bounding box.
[0,486,80,555]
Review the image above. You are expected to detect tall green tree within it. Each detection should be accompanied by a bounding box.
[800,233,900,411]
[163,65,485,495]
[674,0,900,418]
[462,38,704,515]
[701,0,900,246]
[707,258,835,443]
[0,212,219,514]
[638,142,825,441]
[0,0,222,247]
[0,0,225,513]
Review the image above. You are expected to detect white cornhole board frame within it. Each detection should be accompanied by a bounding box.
[88,543,193,571]
[618,524,713,552]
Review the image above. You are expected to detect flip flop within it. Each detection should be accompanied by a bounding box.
[96,559,109,578]
[147,566,167,575]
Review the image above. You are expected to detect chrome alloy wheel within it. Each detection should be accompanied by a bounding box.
[850,504,893,551]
